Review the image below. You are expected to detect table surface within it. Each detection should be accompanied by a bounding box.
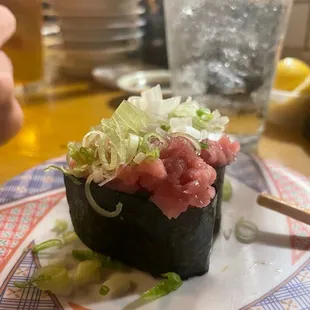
[0,78,310,185]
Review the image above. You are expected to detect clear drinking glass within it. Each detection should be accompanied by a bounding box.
[164,0,292,150]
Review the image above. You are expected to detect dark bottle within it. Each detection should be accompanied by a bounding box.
[141,0,168,68]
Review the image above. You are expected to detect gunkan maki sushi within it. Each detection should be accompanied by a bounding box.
[63,86,239,279]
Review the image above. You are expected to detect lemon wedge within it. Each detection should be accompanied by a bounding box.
[274,58,310,91]
[292,73,310,96]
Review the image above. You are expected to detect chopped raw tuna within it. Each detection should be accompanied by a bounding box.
[201,135,240,167]
[109,137,217,219]
[108,159,167,194]
[152,137,216,219]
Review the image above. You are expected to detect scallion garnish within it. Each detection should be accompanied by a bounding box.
[223,178,233,202]
[51,219,68,235]
[32,239,63,253]
[140,272,183,301]
[235,217,258,244]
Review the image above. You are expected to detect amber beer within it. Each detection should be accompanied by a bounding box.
[1,0,43,85]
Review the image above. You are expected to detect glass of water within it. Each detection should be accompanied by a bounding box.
[164,0,292,150]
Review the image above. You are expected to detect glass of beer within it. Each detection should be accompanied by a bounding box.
[1,0,43,87]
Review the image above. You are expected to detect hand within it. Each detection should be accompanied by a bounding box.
[0,5,23,145]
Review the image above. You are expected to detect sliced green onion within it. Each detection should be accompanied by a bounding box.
[169,100,199,118]
[133,152,147,164]
[14,280,32,289]
[45,165,82,185]
[156,127,168,138]
[223,228,233,240]
[235,217,258,244]
[32,239,63,253]
[140,272,182,301]
[51,219,68,235]
[169,132,201,154]
[33,266,72,295]
[70,260,101,286]
[143,132,168,150]
[223,178,233,202]
[146,148,160,160]
[200,142,208,149]
[99,285,110,296]
[101,273,132,298]
[72,249,126,270]
[127,133,140,161]
[113,100,149,134]
[98,138,119,172]
[196,108,213,121]
[85,175,122,218]
[68,143,96,166]
[14,266,72,295]
[160,124,170,131]
[82,131,104,148]
[62,231,79,244]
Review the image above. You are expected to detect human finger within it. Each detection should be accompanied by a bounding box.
[0,73,23,145]
[0,50,13,74]
[0,5,16,47]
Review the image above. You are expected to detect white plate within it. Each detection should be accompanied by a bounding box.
[117,70,172,96]
[92,63,151,89]
[2,154,310,309]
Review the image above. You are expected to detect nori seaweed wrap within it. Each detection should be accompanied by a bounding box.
[213,166,226,236]
[65,176,218,280]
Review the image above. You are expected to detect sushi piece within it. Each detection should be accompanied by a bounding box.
[63,85,239,279]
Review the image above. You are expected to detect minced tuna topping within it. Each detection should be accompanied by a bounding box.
[201,135,240,168]
[109,137,217,219]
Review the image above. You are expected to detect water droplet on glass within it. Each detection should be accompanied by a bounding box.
[243,12,248,18]
[231,5,236,10]
[273,6,278,12]
[224,62,230,68]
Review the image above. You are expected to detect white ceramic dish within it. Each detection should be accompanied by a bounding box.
[61,29,144,43]
[117,70,172,96]
[50,42,138,57]
[61,38,142,52]
[2,154,310,309]
[54,5,145,18]
[92,63,150,89]
[59,17,146,30]
[52,0,139,8]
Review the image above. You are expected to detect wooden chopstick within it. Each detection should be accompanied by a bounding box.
[257,193,310,226]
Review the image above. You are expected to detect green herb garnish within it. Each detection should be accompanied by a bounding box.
[140,272,182,301]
